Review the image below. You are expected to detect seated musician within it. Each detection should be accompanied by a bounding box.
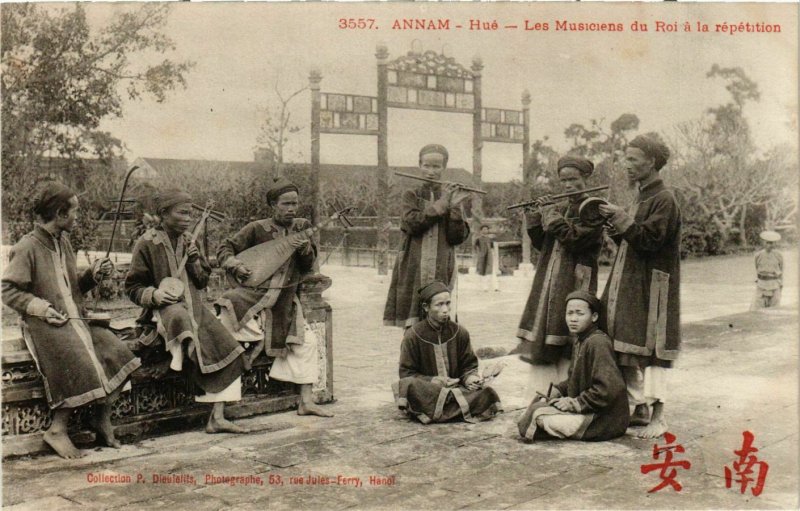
[124,189,250,434]
[517,291,629,442]
[215,177,333,417]
[2,182,141,458]
[393,281,501,424]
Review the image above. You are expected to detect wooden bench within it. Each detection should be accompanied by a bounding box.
[1,274,334,458]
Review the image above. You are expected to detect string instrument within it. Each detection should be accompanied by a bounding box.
[158,200,216,299]
[231,207,355,289]
[394,172,487,195]
[506,185,609,210]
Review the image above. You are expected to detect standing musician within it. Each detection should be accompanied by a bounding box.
[215,177,333,417]
[2,182,141,458]
[125,189,250,434]
[384,144,472,329]
[514,156,604,383]
[598,134,681,439]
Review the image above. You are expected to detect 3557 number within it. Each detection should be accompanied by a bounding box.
[338,18,377,30]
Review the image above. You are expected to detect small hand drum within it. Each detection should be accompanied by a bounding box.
[578,197,610,227]
[159,277,185,299]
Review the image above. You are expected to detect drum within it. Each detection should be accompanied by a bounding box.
[578,197,610,227]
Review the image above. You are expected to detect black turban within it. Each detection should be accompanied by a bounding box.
[418,144,449,167]
[565,290,601,315]
[418,281,451,304]
[629,135,671,171]
[155,189,192,214]
[266,177,299,205]
[33,182,76,218]
[557,156,594,177]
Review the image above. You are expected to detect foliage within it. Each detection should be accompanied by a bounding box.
[1,3,193,247]
[254,78,307,174]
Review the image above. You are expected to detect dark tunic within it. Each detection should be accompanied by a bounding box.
[473,234,492,276]
[553,326,629,441]
[393,319,501,424]
[125,227,246,394]
[384,185,470,328]
[215,218,316,358]
[516,199,603,363]
[600,179,682,368]
[2,226,140,409]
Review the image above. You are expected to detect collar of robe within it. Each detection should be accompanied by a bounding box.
[637,178,665,200]
[575,324,599,342]
[33,225,64,251]
[411,318,460,345]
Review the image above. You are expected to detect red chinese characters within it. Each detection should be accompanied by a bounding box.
[724,431,769,496]
[640,432,692,493]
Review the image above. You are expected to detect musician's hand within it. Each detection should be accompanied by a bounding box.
[153,289,180,307]
[93,258,115,281]
[598,203,623,218]
[464,373,482,391]
[442,182,459,199]
[431,376,459,388]
[44,307,68,326]
[233,264,252,283]
[288,237,310,252]
[451,189,471,207]
[185,241,200,263]
[537,195,553,206]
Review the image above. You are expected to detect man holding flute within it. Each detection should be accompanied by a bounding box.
[513,156,604,385]
[384,144,472,329]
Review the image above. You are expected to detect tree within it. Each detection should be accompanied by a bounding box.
[254,78,307,177]
[1,3,193,245]
[668,65,768,247]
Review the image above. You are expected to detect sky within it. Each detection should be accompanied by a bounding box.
[72,1,800,182]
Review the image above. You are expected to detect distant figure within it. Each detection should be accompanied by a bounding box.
[751,230,783,310]
[517,291,629,442]
[384,144,471,328]
[473,224,493,291]
[393,281,501,424]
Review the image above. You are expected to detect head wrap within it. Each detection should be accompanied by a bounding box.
[418,281,451,304]
[33,182,76,218]
[760,230,781,242]
[266,177,299,205]
[628,135,671,171]
[155,189,192,214]
[565,290,601,315]
[418,144,449,167]
[557,156,594,177]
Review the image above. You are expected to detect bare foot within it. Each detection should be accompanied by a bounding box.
[297,402,334,417]
[91,417,121,448]
[43,429,84,459]
[630,404,650,427]
[635,418,668,439]
[206,415,250,434]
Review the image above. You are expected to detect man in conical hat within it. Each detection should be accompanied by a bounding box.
[751,230,783,309]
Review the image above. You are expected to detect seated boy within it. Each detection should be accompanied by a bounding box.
[517,290,628,441]
[392,281,501,424]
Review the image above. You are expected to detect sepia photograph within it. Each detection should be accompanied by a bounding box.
[1,1,798,509]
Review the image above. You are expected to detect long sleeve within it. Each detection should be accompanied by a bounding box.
[399,335,432,381]
[575,338,626,413]
[400,189,449,237]
[456,327,479,381]
[77,268,97,295]
[613,193,679,253]
[125,241,157,308]
[542,207,603,254]
[185,255,211,290]
[444,206,470,246]
[1,243,46,315]
[293,219,317,273]
[217,222,258,268]
[526,212,545,251]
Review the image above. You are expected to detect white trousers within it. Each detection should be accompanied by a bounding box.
[623,365,668,406]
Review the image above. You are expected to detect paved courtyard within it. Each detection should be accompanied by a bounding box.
[3,250,798,510]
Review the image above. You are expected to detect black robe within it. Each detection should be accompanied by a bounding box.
[393,319,500,423]
[600,179,682,368]
[516,199,603,363]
